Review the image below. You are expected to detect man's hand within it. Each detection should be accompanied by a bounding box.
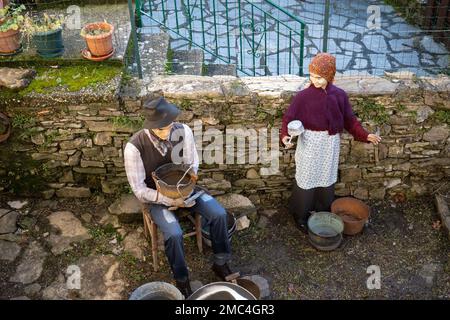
[367,134,381,145]
[282,136,294,149]
[160,196,196,210]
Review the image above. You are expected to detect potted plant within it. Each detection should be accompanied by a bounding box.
[0,3,25,55]
[0,1,10,9]
[23,13,64,58]
[80,21,114,58]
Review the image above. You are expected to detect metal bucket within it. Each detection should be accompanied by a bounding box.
[152,163,196,199]
[307,211,344,251]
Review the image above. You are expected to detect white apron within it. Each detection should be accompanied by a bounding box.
[294,129,340,190]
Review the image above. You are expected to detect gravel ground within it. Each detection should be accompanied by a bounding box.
[0,194,448,300]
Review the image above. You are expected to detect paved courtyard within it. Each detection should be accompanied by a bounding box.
[140,0,449,76]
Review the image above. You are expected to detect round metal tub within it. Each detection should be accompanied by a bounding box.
[307,211,344,251]
[129,282,184,300]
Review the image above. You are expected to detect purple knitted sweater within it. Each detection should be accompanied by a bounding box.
[281,83,370,143]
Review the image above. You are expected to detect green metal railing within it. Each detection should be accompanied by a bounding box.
[128,0,306,77]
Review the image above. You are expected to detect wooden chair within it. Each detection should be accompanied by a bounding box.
[142,204,203,272]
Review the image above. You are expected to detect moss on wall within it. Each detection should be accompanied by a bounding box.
[0,61,124,107]
[0,134,51,195]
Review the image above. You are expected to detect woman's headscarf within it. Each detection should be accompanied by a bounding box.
[308,52,336,83]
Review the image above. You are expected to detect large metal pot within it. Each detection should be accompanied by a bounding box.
[187,282,257,300]
[152,163,196,199]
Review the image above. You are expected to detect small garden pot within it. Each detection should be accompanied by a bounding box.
[0,28,21,54]
[0,0,9,9]
[81,22,114,57]
[34,28,64,58]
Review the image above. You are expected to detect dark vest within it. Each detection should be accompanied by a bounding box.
[128,122,185,189]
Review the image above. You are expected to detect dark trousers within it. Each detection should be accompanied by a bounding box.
[148,193,231,281]
[289,181,335,226]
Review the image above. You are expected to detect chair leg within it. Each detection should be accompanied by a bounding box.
[143,210,159,272]
[195,213,203,254]
[150,221,159,272]
[142,212,149,240]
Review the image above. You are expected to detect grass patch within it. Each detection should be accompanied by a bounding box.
[201,63,208,76]
[109,115,145,129]
[355,98,389,125]
[89,223,122,242]
[179,99,193,110]
[164,47,175,75]
[119,252,148,283]
[11,114,37,129]
[432,110,450,125]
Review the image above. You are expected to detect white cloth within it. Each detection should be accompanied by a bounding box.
[294,129,340,190]
[124,124,199,204]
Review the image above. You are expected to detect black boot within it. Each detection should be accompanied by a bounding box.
[295,220,308,235]
[212,263,240,281]
[175,278,192,298]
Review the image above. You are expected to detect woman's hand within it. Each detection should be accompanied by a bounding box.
[282,136,294,149]
[367,134,381,145]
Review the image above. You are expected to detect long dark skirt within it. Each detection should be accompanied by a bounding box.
[288,181,335,226]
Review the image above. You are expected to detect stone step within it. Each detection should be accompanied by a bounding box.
[171,49,204,76]
[204,63,237,76]
[133,32,171,82]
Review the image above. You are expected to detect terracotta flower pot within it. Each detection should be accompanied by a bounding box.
[331,197,370,235]
[0,0,10,9]
[0,28,21,54]
[81,22,114,57]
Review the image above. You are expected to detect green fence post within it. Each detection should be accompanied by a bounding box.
[135,0,142,28]
[128,0,143,79]
[322,0,330,52]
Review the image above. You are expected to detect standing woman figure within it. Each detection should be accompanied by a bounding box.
[281,53,381,232]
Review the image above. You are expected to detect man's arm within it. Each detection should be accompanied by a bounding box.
[124,142,159,203]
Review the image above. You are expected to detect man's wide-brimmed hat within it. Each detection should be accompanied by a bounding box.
[142,96,180,129]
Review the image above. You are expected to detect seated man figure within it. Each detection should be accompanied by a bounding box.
[124,96,237,297]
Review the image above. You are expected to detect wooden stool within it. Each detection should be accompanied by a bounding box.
[142,204,203,272]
